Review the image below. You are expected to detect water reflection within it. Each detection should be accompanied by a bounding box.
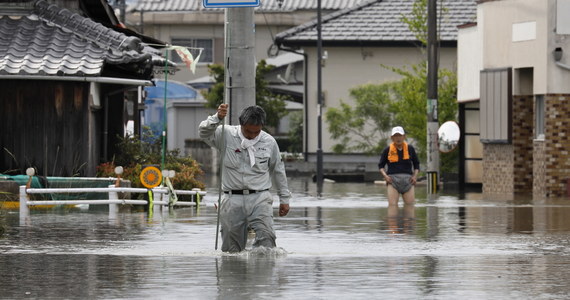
[2,177,570,299]
[216,254,280,300]
[386,204,415,234]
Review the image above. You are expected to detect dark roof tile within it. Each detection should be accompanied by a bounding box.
[275,0,476,45]
[131,0,365,12]
[0,0,157,77]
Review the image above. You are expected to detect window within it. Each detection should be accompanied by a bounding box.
[170,38,213,64]
[535,95,544,140]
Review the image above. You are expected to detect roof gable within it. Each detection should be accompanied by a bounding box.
[275,0,477,47]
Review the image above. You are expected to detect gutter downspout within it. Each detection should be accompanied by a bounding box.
[276,46,309,162]
[555,61,570,71]
[1,75,154,86]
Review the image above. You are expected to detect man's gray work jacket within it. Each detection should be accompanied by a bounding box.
[199,113,291,205]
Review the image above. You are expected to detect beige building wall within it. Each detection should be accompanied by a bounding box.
[457,22,481,102]
[479,0,556,94]
[304,46,458,153]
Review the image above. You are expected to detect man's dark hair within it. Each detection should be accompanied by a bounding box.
[238,105,266,126]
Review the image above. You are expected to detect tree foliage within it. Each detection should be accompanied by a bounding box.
[326,84,395,154]
[287,111,303,153]
[203,60,290,132]
[96,128,205,196]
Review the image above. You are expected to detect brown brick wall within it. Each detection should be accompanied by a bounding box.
[543,95,570,197]
[533,140,546,196]
[512,95,534,192]
[482,143,514,194]
[482,94,570,198]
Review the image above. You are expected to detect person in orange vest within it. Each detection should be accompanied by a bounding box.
[378,126,420,207]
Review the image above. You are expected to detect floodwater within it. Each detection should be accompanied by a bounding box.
[2,177,570,299]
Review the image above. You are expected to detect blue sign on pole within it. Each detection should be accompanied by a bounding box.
[203,0,260,8]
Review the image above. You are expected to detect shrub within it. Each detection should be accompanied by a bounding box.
[96,128,205,199]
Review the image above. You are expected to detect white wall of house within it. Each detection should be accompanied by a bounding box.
[458,22,484,186]
[457,24,481,102]
[548,0,570,93]
[303,46,458,153]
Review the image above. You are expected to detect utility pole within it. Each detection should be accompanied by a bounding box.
[225,8,256,125]
[316,0,324,196]
[426,0,440,194]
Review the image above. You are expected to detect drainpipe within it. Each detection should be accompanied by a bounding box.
[555,61,570,71]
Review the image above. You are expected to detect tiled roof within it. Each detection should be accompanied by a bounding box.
[0,0,155,77]
[275,0,477,46]
[131,0,365,12]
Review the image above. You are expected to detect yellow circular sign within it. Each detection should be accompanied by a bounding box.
[140,166,162,188]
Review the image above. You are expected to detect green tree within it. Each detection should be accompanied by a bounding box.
[203,60,290,132]
[326,84,395,154]
[287,111,303,153]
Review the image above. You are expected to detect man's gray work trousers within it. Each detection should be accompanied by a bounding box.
[220,191,276,252]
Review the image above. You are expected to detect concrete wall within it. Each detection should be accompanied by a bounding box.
[479,0,570,95]
[479,0,548,93]
[167,102,212,153]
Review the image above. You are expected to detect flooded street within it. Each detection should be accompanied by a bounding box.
[2,177,570,299]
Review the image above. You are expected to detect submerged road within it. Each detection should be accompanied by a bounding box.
[1,177,570,299]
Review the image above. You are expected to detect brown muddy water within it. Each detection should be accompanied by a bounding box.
[1,177,570,299]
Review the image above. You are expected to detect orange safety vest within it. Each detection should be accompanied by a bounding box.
[388,142,409,163]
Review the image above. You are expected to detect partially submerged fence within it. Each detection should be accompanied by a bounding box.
[19,185,206,224]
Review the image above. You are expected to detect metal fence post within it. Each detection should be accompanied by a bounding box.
[151,188,160,215]
[19,185,30,225]
[193,188,201,207]
[108,184,118,218]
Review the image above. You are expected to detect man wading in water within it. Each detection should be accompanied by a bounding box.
[378,126,420,207]
[199,104,291,253]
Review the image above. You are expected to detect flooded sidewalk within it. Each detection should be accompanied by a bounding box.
[1,177,570,299]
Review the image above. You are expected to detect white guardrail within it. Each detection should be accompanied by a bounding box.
[18,185,207,222]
